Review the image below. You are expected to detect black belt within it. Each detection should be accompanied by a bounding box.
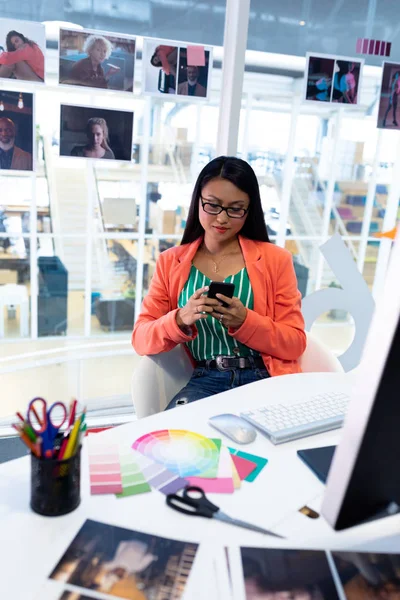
[196,355,265,371]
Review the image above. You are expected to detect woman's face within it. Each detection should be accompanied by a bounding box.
[11,35,24,50]
[90,42,107,64]
[198,177,249,243]
[89,124,104,147]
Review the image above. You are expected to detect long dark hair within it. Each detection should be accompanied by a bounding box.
[6,30,37,52]
[181,156,270,245]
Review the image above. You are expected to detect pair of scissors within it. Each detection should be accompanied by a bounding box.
[166,486,285,539]
[27,397,68,458]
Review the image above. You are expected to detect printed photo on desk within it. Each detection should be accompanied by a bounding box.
[49,519,198,600]
[234,547,340,599]
[142,38,179,95]
[0,90,34,172]
[59,104,134,162]
[0,18,45,83]
[377,61,400,129]
[332,550,400,599]
[177,46,211,100]
[59,27,136,93]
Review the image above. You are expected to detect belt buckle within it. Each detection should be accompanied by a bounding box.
[215,356,231,371]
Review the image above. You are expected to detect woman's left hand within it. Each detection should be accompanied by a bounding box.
[212,294,247,330]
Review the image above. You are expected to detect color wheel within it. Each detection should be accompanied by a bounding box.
[132,430,221,478]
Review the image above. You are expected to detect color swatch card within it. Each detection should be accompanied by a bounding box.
[133,429,222,478]
[187,446,235,494]
[116,451,151,498]
[228,448,268,482]
[88,442,123,495]
[132,449,188,495]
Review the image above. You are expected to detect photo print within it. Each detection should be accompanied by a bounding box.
[0,89,34,171]
[377,61,400,129]
[240,547,340,599]
[59,27,135,93]
[143,39,178,95]
[305,54,335,103]
[177,46,211,99]
[331,59,362,105]
[49,519,198,600]
[0,18,45,83]
[60,104,134,162]
[332,551,400,599]
[305,53,363,105]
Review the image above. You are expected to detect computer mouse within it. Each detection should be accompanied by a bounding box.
[208,413,257,444]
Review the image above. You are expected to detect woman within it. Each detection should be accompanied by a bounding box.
[0,30,44,81]
[67,35,120,89]
[150,45,177,77]
[132,157,306,409]
[383,71,400,128]
[71,117,115,159]
[333,61,358,104]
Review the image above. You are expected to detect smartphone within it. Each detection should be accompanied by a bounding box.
[207,281,235,307]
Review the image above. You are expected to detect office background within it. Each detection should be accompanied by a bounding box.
[0,0,399,423]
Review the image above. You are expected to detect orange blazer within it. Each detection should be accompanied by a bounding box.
[132,236,306,377]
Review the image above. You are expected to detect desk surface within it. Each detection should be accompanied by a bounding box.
[2,371,400,599]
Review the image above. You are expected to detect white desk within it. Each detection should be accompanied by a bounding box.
[1,372,400,599]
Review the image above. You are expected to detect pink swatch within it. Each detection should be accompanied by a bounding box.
[187,45,206,67]
[187,476,234,493]
[230,454,257,480]
[89,442,123,495]
[356,38,363,53]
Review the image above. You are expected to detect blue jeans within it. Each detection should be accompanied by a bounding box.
[165,366,270,410]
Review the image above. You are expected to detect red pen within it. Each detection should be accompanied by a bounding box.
[68,399,78,428]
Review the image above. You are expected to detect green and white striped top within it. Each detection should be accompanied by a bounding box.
[178,264,259,361]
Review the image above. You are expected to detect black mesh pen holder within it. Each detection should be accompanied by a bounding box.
[30,447,81,516]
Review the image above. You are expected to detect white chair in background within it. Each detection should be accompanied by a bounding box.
[131,331,344,419]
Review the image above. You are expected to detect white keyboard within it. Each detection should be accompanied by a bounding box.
[240,391,350,445]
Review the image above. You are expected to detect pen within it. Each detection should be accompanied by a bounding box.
[68,399,78,428]
[15,412,37,443]
[13,424,41,458]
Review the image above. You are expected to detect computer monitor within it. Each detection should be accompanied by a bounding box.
[322,234,400,531]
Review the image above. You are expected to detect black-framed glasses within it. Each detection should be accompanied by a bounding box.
[200,198,249,219]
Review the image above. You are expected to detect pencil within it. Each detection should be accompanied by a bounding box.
[13,425,40,457]
[62,418,81,460]
[15,412,37,442]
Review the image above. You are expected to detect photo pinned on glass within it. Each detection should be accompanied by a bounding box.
[331,58,362,105]
[59,27,136,93]
[177,46,211,100]
[59,104,134,163]
[377,61,400,130]
[304,53,363,106]
[304,54,335,103]
[0,89,34,172]
[0,18,45,83]
[142,38,179,96]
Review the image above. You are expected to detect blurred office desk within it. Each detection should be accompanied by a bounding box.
[1,371,400,599]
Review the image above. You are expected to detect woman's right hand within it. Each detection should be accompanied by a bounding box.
[176,286,220,329]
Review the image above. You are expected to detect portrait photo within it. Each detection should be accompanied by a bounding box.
[377,61,400,129]
[331,59,362,105]
[60,104,134,163]
[332,551,400,600]
[305,54,335,103]
[0,89,34,172]
[240,547,340,600]
[177,47,211,99]
[50,519,198,600]
[143,39,178,95]
[0,18,45,83]
[59,27,135,93]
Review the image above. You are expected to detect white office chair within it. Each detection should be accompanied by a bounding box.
[131,331,343,419]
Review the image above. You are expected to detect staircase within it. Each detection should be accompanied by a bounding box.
[43,140,126,292]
